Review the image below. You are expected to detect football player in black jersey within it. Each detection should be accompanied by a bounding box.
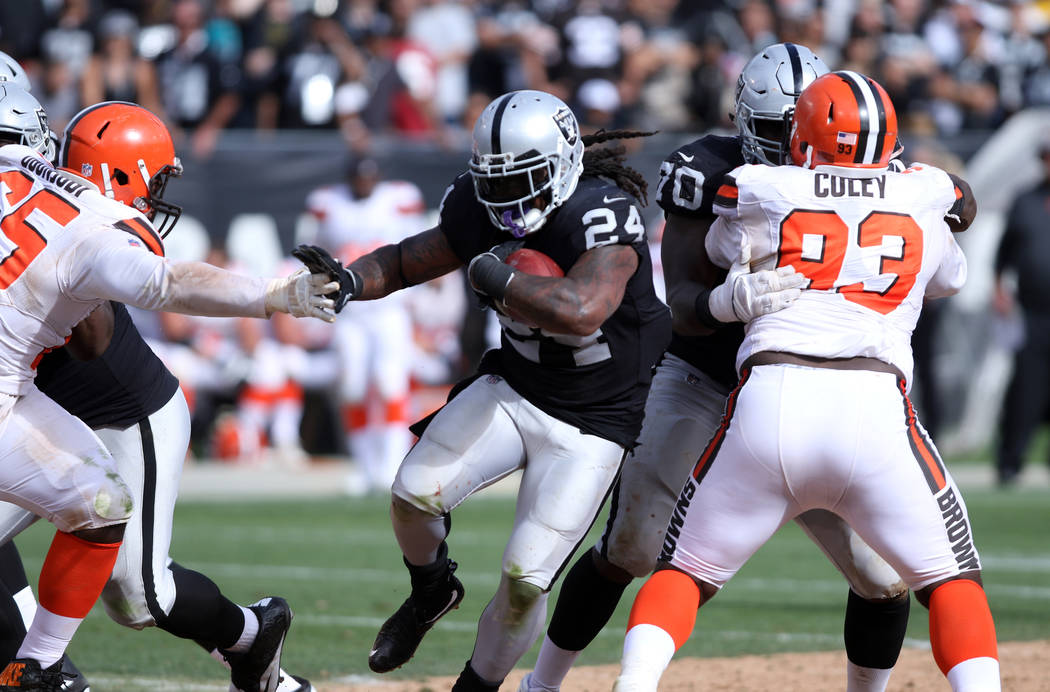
[519,44,923,692]
[0,101,315,692]
[296,89,672,692]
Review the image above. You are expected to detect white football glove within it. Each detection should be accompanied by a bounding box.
[264,269,339,322]
[708,239,807,323]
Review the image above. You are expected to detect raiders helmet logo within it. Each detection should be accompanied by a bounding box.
[552,106,578,146]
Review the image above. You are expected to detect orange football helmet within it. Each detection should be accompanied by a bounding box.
[789,71,898,169]
[59,101,182,236]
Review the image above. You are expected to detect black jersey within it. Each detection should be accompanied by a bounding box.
[655,134,747,390]
[35,303,179,429]
[439,172,671,447]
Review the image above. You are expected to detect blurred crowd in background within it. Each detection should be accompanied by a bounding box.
[3,0,1050,156]
[3,0,1050,486]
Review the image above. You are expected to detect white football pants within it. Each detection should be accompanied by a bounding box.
[665,364,979,591]
[0,389,190,628]
[601,355,906,599]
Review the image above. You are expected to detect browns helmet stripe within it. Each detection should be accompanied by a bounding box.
[837,71,887,165]
[489,93,514,155]
[784,42,803,95]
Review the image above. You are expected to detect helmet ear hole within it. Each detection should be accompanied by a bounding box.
[112,168,129,185]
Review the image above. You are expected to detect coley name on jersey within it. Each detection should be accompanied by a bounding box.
[814,171,887,199]
[20,155,88,198]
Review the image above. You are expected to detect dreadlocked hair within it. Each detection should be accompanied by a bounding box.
[580,129,658,205]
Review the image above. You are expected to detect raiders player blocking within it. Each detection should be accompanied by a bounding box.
[616,71,996,692]
[295,89,671,692]
[519,44,947,692]
[0,91,333,692]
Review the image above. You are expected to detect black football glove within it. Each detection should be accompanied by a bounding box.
[292,244,361,313]
[468,240,524,310]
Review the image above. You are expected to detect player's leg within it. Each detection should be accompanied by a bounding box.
[995,326,1050,485]
[834,378,999,691]
[456,403,626,691]
[0,539,90,691]
[794,509,910,692]
[0,387,131,684]
[369,375,527,674]
[524,357,728,692]
[0,542,29,663]
[96,390,308,692]
[616,366,796,691]
[367,307,414,491]
[335,318,374,485]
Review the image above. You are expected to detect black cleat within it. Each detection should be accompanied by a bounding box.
[223,597,293,692]
[58,657,88,692]
[369,548,465,673]
[0,657,77,692]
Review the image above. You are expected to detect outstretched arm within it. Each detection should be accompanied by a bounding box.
[64,230,337,321]
[348,227,463,299]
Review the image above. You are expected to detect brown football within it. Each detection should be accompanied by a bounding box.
[505,248,564,277]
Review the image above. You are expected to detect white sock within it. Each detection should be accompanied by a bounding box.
[225,605,259,653]
[614,624,676,692]
[530,635,579,690]
[846,661,894,692]
[15,606,80,668]
[946,657,1001,691]
[12,585,37,629]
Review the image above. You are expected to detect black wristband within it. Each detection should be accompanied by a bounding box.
[693,287,725,330]
[469,253,515,301]
[345,267,363,300]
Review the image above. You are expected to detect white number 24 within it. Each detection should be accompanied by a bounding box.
[583,205,645,250]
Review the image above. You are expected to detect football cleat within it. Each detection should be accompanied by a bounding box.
[57,657,88,692]
[223,597,293,692]
[275,671,313,692]
[0,657,77,691]
[368,554,465,673]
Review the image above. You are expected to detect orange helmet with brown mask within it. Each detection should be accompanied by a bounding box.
[789,71,899,170]
[59,101,183,236]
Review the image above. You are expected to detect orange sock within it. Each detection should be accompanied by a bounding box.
[627,569,701,649]
[929,579,998,674]
[343,404,368,431]
[38,531,122,619]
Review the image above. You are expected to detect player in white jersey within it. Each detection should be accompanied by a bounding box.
[615,73,999,692]
[0,88,336,692]
[305,157,426,492]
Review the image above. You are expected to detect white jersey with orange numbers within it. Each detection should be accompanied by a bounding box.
[0,144,169,394]
[706,161,966,386]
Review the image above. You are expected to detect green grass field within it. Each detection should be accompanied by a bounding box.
[12,474,1050,690]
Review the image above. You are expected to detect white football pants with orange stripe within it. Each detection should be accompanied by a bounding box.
[665,363,979,591]
[600,354,907,598]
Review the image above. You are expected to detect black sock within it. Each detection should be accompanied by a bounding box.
[547,549,630,652]
[843,588,910,669]
[158,562,247,652]
[0,543,27,662]
[450,659,501,692]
